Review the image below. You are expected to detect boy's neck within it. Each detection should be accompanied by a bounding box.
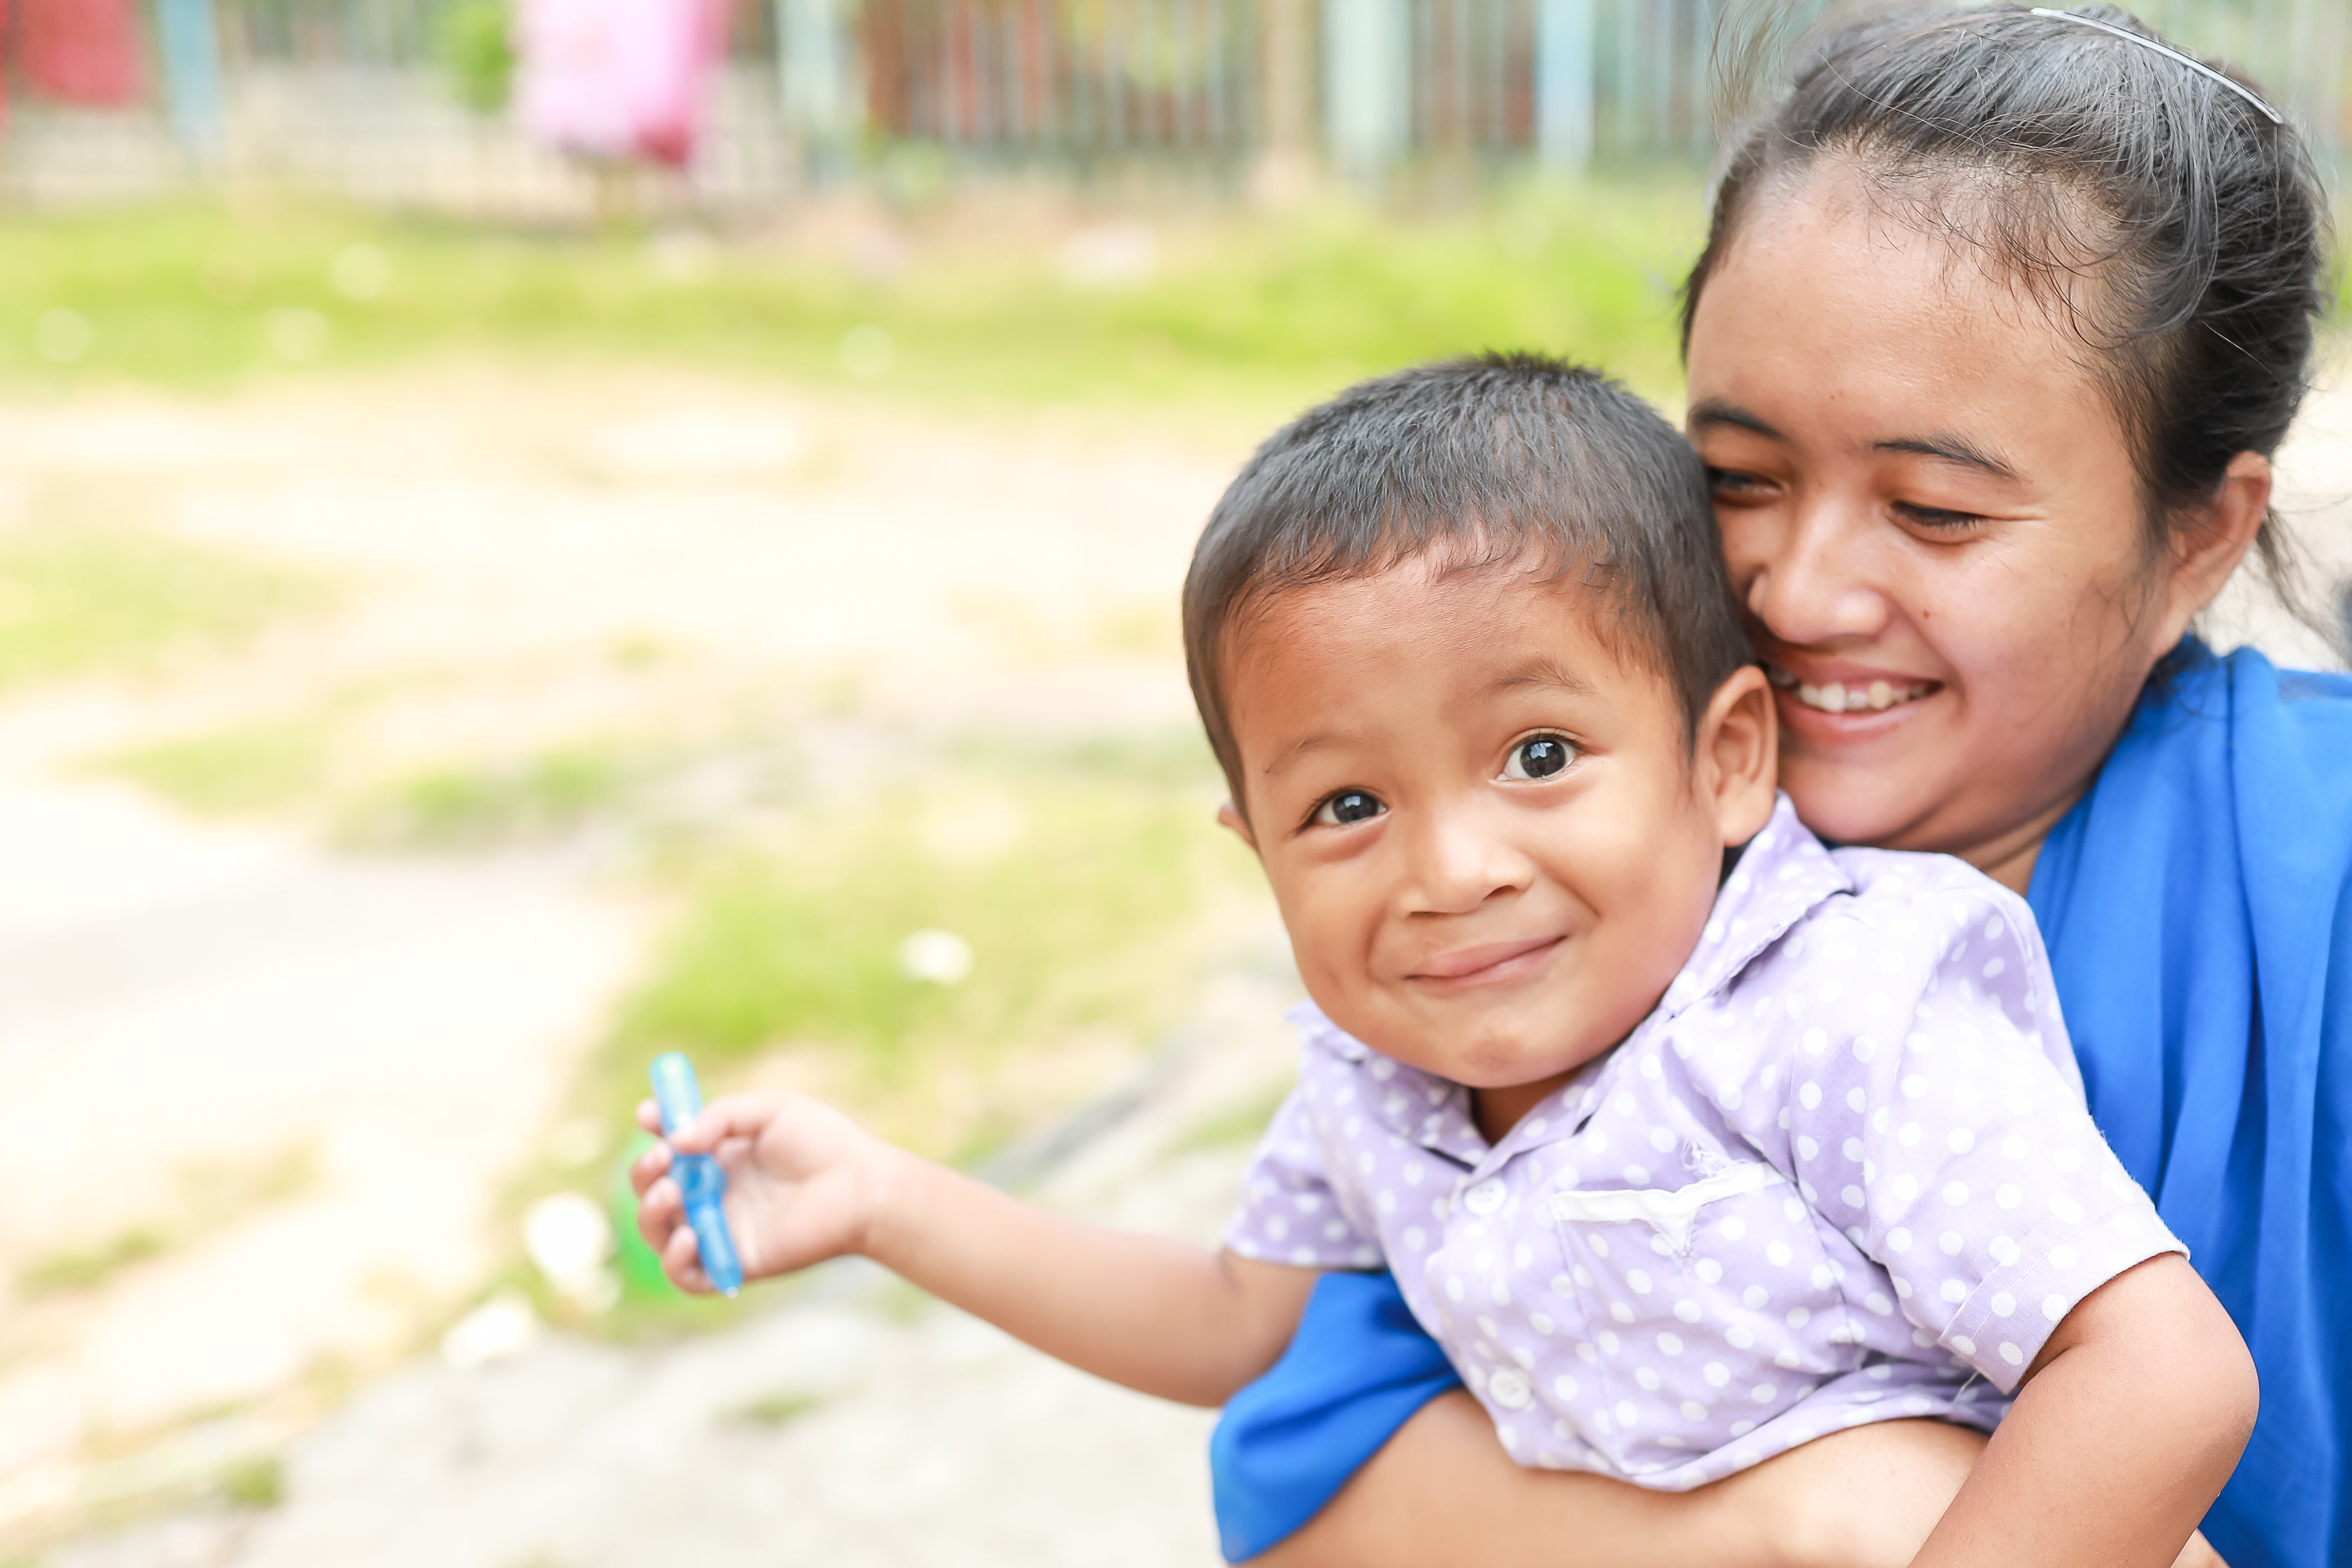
[1472,1072,1578,1146]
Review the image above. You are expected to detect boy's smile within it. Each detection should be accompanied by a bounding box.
[1218,549,1778,1138]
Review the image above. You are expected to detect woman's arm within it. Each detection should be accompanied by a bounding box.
[1255,1396,1989,1568]
[1906,1253,2255,1568]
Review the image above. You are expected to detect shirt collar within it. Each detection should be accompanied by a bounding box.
[1653,791,1850,1023]
[1287,1004,1488,1166]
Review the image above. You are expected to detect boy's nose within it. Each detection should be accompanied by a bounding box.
[1398,802,1532,916]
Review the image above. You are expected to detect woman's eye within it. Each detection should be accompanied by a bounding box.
[1312,790,1386,828]
[1502,735,1576,781]
[1893,501,1986,532]
[1705,466,1771,500]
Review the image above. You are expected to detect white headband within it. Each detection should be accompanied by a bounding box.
[2028,9,2284,124]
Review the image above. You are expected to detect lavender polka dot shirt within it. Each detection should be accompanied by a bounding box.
[1225,795,2183,1488]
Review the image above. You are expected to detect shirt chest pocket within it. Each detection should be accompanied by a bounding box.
[1547,1161,1853,1420]
[1544,1161,1854,1471]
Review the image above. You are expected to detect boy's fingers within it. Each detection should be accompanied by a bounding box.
[635,1099,664,1137]
[663,1095,778,1154]
[662,1224,709,1293]
[628,1141,672,1196]
[637,1176,683,1250]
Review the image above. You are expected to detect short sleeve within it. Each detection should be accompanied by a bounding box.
[1763,875,2185,1391]
[1223,1074,1382,1271]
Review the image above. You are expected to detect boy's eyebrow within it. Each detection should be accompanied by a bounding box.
[1872,434,2022,482]
[1686,398,1781,440]
[1488,656,1599,697]
[1262,730,1353,777]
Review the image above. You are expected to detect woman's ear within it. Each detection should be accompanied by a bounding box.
[1698,664,1779,847]
[2157,451,2272,644]
[1217,801,1258,852]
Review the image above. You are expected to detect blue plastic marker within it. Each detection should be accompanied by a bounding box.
[649,1052,745,1298]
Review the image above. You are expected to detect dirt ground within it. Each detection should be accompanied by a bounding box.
[3,361,2347,1567]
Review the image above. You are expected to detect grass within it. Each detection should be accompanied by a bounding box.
[604,762,1225,1130]
[216,1454,284,1510]
[16,1146,318,1300]
[104,714,337,817]
[571,732,1256,1319]
[0,523,316,694]
[344,743,650,849]
[17,1229,166,1297]
[0,184,1706,415]
[731,1391,827,1428]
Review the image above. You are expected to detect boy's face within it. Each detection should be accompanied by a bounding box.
[1222,553,1774,1099]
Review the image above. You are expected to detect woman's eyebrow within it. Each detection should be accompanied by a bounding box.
[1686,398,1780,439]
[1874,434,2021,482]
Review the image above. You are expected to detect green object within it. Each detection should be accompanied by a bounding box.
[441,0,516,116]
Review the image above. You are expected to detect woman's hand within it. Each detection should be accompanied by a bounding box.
[630,1092,890,1293]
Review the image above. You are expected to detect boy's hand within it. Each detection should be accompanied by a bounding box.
[630,1092,891,1294]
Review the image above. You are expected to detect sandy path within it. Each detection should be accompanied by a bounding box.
[0,367,1250,1558]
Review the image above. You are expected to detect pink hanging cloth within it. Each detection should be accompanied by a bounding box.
[514,0,732,168]
[16,0,147,108]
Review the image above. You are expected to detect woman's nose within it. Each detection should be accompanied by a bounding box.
[1738,498,1890,647]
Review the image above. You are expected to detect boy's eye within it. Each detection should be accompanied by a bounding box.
[1502,735,1575,781]
[1312,790,1386,828]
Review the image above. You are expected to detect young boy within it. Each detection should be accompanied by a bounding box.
[632,355,2252,1562]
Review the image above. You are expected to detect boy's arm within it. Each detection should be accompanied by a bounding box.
[635,1093,1318,1407]
[1906,1252,2256,1568]
[865,1148,1319,1405]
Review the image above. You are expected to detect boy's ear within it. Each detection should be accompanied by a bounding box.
[1216,801,1258,851]
[1698,664,1778,847]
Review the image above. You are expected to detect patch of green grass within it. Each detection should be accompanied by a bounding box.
[584,742,1250,1317]
[345,744,647,850]
[610,780,1205,1079]
[17,1228,165,1297]
[217,1454,284,1510]
[103,715,336,816]
[731,1390,827,1427]
[0,524,315,693]
[0,185,1705,412]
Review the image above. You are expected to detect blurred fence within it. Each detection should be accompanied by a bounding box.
[1,0,2348,215]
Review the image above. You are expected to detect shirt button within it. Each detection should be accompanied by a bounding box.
[1464,1178,1508,1217]
[1488,1369,1533,1409]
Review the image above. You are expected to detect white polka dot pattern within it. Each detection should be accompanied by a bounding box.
[1223,795,2183,1490]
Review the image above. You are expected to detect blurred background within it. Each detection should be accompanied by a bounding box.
[0,3,2344,1566]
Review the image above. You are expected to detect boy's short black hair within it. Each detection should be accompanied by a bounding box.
[1182,352,1753,810]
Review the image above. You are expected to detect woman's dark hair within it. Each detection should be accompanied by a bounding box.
[1683,3,2329,619]
[1182,353,1754,811]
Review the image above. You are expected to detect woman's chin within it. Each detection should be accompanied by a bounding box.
[1774,757,1938,851]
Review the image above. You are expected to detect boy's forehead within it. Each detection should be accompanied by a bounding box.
[1223,560,1657,739]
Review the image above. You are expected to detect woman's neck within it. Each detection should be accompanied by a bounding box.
[1957,785,2090,897]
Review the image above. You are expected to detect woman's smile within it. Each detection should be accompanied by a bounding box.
[1761,660,1938,717]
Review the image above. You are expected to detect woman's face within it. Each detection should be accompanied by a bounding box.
[1685,169,2230,888]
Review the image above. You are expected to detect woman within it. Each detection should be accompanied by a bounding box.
[1210,8,2351,1568]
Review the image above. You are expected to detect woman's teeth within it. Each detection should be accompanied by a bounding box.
[1764,665,1932,713]
[1794,678,1929,713]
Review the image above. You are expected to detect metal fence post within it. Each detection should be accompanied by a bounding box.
[1537,0,1594,171]
[780,0,861,178]
[1323,0,1409,180]
[156,0,228,168]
